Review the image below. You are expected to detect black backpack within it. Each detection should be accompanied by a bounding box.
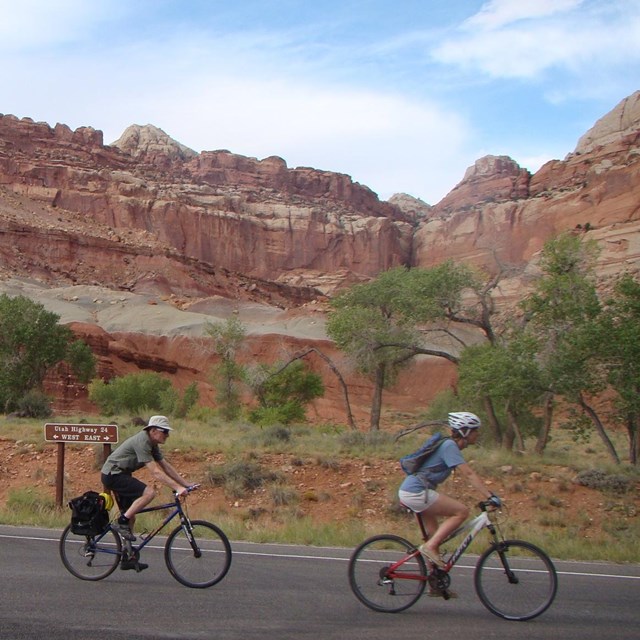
[69,491,110,536]
[399,433,451,475]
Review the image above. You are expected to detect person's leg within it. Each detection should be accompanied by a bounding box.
[421,494,469,554]
[123,484,156,526]
[417,490,442,538]
[106,474,152,538]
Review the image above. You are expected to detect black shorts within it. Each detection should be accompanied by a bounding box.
[101,473,146,512]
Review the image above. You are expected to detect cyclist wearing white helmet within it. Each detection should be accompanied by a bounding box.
[398,411,501,585]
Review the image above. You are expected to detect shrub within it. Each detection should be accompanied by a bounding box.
[16,390,52,418]
[260,425,292,446]
[271,485,299,507]
[88,371,178,414]
[574,469,633,494]
[174,382,199,418]
[205,460,281,498]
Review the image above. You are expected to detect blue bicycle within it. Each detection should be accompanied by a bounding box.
[59,485,231,588]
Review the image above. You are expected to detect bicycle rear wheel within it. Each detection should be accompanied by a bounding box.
[474,539,558,621]
[164,520,232,588]
[348,534,427,613]
[59,524,121,580]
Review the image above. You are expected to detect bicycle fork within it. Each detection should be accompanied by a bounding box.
[492,539,519,584]
[180,518,202,558]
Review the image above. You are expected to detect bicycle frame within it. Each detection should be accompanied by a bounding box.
[387,509,496,580]
[92,496,190,557]
[441,510,493,569]
[127,499,186,554]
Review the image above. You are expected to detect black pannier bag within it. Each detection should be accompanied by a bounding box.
[69,490,110,536]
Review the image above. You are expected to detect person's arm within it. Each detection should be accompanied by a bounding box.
[454,462,494,500]
[145,460,190,495]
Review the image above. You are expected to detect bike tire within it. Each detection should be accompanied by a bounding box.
[474,539,558,621]
[164,520,232,588]
[348,534,427,613]
[59,523,121,581]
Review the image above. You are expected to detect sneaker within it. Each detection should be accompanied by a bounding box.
[112,521,136,541]
[418,544,446,569]
[120,559,149,571]
[428,588,458,599]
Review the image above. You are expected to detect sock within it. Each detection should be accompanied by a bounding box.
[118,514,130,525]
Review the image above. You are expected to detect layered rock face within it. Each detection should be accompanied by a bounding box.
[2,91,640,422]
[413,92,640,282]
[0,116,412,298]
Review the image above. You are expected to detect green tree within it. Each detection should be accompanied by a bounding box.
[520,233,603,453]
[0,294,75,412]
[249,360,324,425]
[205,317,247,420]
[174,382,200,418]
[326,263,485,430]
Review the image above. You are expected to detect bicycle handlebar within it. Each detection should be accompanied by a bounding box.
[478,498,501,512]
[174,483,201,496]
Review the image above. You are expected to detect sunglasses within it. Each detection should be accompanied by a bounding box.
[156,428,170,435]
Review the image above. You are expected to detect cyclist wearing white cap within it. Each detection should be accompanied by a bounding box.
[101,415,195,567]
[398,412,501,577]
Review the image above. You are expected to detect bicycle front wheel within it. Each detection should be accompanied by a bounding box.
[474,539,558,621]
[348,534,427,613]
[59,524,121,581]
[165,520,232,588]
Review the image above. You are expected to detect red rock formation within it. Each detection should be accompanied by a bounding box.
[0,116,412,292]
[412,95,640,279]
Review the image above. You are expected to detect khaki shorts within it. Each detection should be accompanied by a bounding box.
[398,488,440,513]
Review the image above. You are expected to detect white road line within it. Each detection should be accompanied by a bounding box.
[2,532,639,580]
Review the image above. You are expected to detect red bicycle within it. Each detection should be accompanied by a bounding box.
[348,500,557,620]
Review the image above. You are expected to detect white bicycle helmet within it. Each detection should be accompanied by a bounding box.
[448,412,481,438]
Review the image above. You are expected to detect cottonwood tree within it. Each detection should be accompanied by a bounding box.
[458,233,629,460]
[326,262,497,431]
[518,233,602,453]
[458,334,544,450]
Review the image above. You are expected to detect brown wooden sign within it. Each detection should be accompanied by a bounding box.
[44,423,119,444]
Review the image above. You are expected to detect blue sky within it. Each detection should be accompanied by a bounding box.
[1,0,638,204]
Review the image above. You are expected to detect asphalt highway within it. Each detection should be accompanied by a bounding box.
[1,525,638,640]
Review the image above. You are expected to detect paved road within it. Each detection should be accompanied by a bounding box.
[1,525,638,640]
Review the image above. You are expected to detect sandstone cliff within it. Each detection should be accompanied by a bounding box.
[0,116,412,298]
[413,92,640,285]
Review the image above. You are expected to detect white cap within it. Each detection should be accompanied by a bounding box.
[146,415,173,431]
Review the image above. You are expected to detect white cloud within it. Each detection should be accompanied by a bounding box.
[465,0,584,30]
[433,0,640,82]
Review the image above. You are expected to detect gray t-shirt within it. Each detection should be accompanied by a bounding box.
[101,429,163,475]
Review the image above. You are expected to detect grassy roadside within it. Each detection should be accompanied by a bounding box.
[0,414,638,563]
